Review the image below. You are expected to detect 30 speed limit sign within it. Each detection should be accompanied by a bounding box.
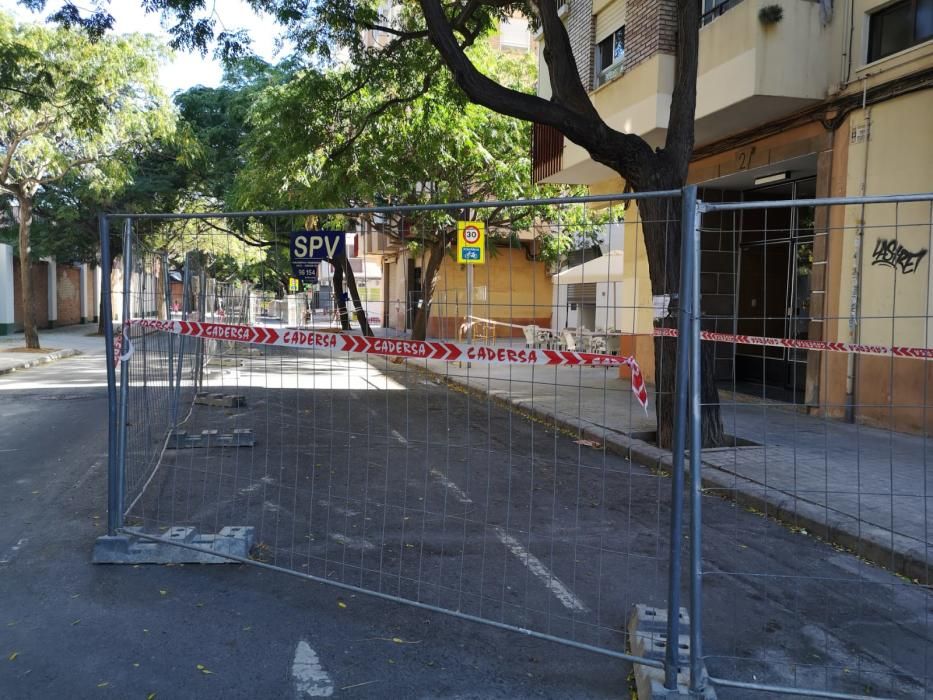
[456,220,486,264]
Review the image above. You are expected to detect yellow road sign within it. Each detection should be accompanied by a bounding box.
[456,221,486,264]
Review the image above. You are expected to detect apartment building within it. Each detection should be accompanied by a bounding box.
[533,0,933,431]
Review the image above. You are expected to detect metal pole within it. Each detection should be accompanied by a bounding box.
[163,252,175,420]
[689,198,706,694]
[466,264,474,343]
[114,219,132,531]
[99,215,120,536]
[172,252,191,422]
[197,264,207,388]
[664,187,696,690]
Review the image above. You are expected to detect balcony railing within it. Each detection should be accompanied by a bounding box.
[700,0,744,26]
[532,123,563,183]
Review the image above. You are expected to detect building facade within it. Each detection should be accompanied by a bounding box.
[533,0,933,431]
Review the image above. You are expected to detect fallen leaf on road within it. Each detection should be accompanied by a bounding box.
[97,681,109,688]
[337,600,347,609]
[147,693,156,700]
[72,619,81,626]
[196,664,213,675]
[8,652,18,661]
[159,590,167,596]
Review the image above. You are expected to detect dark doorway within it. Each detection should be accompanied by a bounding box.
[406,259,421,330]
[734,177,815,402]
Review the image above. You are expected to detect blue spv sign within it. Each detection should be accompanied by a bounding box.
[290,230,345,261]
[290,230,344,285]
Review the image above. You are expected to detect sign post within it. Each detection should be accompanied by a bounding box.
[457,221,485,364]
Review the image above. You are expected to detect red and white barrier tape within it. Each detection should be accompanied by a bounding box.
[653,327,933,359]
[125,319,650,409]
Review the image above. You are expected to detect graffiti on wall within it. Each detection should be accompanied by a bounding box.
[871,238,928,274]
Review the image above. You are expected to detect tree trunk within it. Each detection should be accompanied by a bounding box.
[339,253,374,336]
[411,234,447,341]
[17,196,39,349]
[331,260,351,331]
[638,196,724,449]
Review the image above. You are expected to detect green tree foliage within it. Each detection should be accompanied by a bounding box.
[0,11,174,347]
[238,41,601,338]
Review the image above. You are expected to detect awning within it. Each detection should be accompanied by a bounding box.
[551,250,624,283]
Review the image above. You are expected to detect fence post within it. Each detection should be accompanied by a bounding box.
[113,219,132,533]
[688,194,707,696]
[172,252,191,425]
[163,252,174,395]
[196,263,207,388]
[99,215,121,536]
[664,187,697,689]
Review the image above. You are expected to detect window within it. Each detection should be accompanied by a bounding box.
[867,0,933,62]
[700,0,744,25]
[594,26,625,87]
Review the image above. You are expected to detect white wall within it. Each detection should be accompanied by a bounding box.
[0,243,13,332]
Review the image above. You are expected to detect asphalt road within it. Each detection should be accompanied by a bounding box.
[1,339,931,699]
[0,348,627,700]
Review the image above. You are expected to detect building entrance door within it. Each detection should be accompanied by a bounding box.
[734,177,815,401]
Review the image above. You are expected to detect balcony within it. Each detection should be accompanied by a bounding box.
[532,123,564,183]
[537,0,836,185]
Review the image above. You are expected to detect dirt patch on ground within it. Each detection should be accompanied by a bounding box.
[2,347,61,353]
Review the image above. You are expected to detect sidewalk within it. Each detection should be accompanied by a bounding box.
[0,323,105,374]
[415,341,932,584]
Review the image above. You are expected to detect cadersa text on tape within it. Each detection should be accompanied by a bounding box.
[281,330,340,348]
[202,323,254,341]
[466,346,539,363]
[370,338,430,357]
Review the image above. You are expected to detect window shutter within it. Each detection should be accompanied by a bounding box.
[595,1,626,42]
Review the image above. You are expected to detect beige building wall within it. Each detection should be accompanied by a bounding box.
[431,247,552,338]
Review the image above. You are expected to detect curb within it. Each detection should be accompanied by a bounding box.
[416,361,930,587]
[0,348,80,375]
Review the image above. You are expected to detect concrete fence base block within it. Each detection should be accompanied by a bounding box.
[169,428,255,448]
[194,391,247,408]
[627,604,716,700]
[93,526,254,564]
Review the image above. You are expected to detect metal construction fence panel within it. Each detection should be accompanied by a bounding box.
[692,192,933,699]
[97,189,933,699]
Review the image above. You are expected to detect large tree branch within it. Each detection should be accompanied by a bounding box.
[536,0,599,118]
[418,0,655,181]
[661,0,700,179]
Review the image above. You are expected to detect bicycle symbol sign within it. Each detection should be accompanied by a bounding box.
[456,220,486,264]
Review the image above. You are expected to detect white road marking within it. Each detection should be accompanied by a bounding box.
[329,533,375,551]
[291,641,334,697]
[391,429,408,445]
[0,538,28,565]
[424,470,588,613]
[493,527,589,613]
[429,469,473,504]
